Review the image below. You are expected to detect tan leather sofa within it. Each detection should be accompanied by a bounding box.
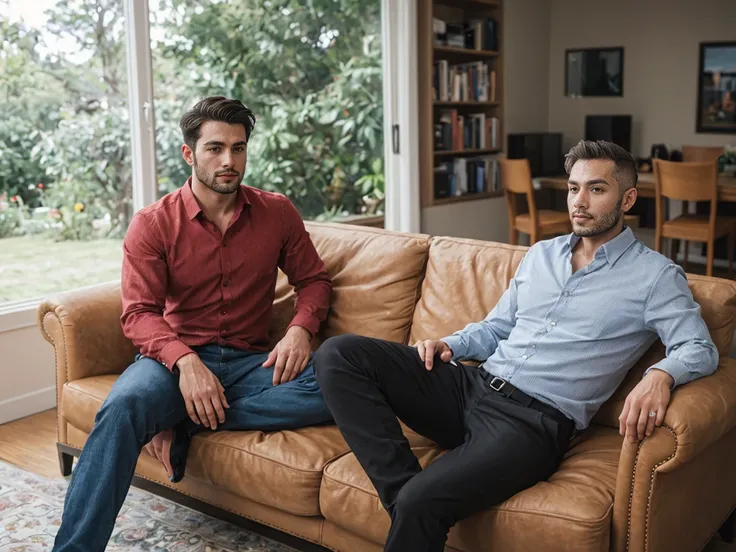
[37,222,736,552]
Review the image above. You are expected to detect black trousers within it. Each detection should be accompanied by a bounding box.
[313,334,574,552]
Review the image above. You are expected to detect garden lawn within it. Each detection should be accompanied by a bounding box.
[0,235,123,303]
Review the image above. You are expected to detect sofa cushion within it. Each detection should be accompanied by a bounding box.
[61,376,351,516]
[409,237,528,345]
[271,222,431,347]
[320,425,621,552]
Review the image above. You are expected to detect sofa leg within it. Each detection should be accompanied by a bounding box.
[58,447,74,477]
[719,509,735,543]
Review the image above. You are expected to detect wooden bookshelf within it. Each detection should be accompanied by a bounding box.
[433,46,500,59]
[432,190,504,206]
[418,0,504,208]
[435,148,502,158]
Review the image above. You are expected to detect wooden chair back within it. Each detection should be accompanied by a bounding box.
[681,145,724,164]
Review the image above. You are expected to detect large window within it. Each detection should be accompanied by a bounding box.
[0,0,130,303]
[149,0,385,222]
[0,0,393,308]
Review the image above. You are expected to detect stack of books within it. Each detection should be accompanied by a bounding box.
[434,110,500,151]
[432,17,499,52]
[433,154,503,199]
[433,60,496,102]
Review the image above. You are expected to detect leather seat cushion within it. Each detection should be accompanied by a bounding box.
[61,375,436,516]
[320,425,622,552]
[62,376,350,516]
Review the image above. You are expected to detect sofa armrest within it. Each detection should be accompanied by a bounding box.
[37,281,138,385]
[611,357,736,552]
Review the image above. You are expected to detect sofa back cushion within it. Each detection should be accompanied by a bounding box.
[409,237,528,345]
[271,222,430,348]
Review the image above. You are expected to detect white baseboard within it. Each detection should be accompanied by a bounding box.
[0,386,56,425]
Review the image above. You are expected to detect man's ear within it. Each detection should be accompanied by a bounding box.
[622,187,637,212]
[182,144,194,167]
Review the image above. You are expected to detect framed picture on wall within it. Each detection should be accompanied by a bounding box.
[697,41,736,134]
[565,47,624,98]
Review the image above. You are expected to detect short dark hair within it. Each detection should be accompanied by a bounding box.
[564,140,638,193]
[179,96,256,150]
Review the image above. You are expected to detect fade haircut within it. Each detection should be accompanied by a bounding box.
[564,140,638,194]
[179,96,256,150]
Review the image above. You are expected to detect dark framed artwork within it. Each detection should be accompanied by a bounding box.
[697,42,736,134]
[565,47,624,98]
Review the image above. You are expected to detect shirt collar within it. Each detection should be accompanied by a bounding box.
[566,226,636,266]
[181,176,250,220]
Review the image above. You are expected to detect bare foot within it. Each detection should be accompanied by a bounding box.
[143,428,174,477]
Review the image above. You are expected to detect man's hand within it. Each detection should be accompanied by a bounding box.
[176,353,229,430]
[263,325,312,385]
[414,339,454,371]
[143,428,173,477]
[618,368,674,443]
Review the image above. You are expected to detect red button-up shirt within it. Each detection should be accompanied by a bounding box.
[120,179,331,371]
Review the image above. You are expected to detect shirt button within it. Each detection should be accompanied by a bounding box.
[564,291,570,297]
[222,241,228,247]
[532,344,536,348]
[551,322,557,326]
[223,280,230,287]
[221,310,227,316]
[522,355,528,360]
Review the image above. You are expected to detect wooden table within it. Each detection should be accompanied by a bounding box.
[537,173,736,202]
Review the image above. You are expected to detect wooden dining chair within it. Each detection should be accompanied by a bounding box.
[499,159,571,245]
[676,146,725,261]
[682,145,725,163]
[653,158,735,277]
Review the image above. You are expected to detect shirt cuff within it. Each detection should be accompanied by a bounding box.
[441,335,466,360]
[287,311,320,339]
[645,357,688,388]
[160,340,195,372]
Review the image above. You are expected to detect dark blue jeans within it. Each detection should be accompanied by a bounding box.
[53,345,333,552]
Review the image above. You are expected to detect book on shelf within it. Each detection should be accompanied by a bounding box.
[433,60,496,103]
[432,17,499,52]
[434,153,504,200]
[434,110,501,151]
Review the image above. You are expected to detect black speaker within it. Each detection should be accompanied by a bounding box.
[507,133,564,177]
[584,115,632,153]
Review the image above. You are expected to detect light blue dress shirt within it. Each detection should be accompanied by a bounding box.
[442,227,719,429]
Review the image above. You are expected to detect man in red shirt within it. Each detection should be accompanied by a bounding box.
[53,96,333,551]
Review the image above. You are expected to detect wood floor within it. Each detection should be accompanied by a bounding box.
[0,408,732,551]
[0,408,61,478]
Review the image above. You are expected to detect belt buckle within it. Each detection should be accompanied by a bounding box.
[490,376,506,392]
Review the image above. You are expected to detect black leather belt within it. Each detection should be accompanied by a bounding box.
[483,373,573,429]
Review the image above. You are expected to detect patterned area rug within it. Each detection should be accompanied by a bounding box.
[0,461,298,551]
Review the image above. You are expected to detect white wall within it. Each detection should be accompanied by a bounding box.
[548,0,736,157]
[421,0,552,241]
[0,314,55,424]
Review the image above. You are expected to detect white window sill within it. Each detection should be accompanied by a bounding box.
[0,280,122,334]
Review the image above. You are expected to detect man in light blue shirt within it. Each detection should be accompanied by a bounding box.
[314,140,718,552]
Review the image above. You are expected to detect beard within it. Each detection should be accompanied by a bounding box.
[571,197,623,237]
[193,154,244,194]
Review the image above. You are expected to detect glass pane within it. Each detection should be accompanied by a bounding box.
[0,0,130,304]
[149,0,384,222]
